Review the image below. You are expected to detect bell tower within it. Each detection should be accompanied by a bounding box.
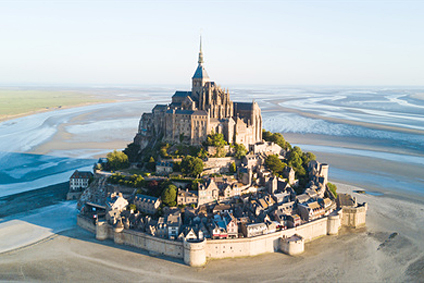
[192,36,210,101]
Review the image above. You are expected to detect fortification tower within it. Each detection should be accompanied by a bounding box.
[191,36,210,101]
[183,239,206,267]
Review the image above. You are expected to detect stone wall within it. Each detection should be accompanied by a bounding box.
[341,203,367,228]
[78,212,345,266]
[203,157,236,173]
[204,217,329,259]
[77,215,96,234]
[119,229,185,259]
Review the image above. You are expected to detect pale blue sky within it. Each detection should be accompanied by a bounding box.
[1,0,423,86]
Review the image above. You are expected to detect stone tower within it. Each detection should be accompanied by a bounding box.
[191,36,210,102]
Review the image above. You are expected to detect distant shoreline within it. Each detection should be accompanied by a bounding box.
[0,100,117,123]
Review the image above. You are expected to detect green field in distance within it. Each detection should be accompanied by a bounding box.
[0,90,105,119]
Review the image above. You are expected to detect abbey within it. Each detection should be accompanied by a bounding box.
[134,40,263,150]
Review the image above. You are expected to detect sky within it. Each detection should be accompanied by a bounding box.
[0,0,423,87]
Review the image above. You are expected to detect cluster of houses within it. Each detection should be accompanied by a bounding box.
[79,141,338,242]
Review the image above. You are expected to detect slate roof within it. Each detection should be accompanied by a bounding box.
[337,194,356,207]
[169,102,182,108]
[152,104,167,112]
[234,102,254,111]
[175,110,195,115]
[136,194,160,203]
[192,64,209,79]
[165,109,195,115]
[70,170,93,180]
[192,110,208,116]
[172,91,192,98]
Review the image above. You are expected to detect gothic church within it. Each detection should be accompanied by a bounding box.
[135,39,263,150]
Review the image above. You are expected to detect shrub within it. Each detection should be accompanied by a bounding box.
[107,150,130,170]
[327,182,338,197]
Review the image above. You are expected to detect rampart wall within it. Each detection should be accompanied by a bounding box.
[205,217,328,259]
[78,214,338,266]
[119,229,185,259]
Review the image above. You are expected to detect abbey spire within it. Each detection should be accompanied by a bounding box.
[198,36,204,64]
[192,36,210,100]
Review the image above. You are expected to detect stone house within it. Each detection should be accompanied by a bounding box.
[134,194,161,215]
[219,183,241,200]
[198,178,219,206]
[223,212,238,238]
[67,170,93,200]
[166,211,182,240]
[106,192,128,211]
[156,161,173,175]
[249,141,284,156]
[177,189,198,206]
[308,160,329,188]
[298,201,325,221]
[282,167,296,185]
[242,222,268,238]
[105,192,129,224]
[296,193,311,204]
[286,214,301,228]
[209,222,221,239]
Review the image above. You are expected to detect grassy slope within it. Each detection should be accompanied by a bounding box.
[0,90,106,119]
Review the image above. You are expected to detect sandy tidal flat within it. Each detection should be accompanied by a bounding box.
[1,184,424,282]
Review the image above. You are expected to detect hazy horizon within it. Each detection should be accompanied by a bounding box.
[1,1,424,86]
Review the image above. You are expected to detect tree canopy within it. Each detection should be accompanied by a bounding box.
[181,155,204,177]
[108,173,145,188]
[161,184,177,207]
[107,150,130,170]
[262,130,291,150]
[265,155,286,175]
[205,132,227,147]
[234,143,247,159]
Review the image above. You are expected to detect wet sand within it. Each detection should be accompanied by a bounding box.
[0,182,68,218]
[2,89,424,281]
[1,183,424,282]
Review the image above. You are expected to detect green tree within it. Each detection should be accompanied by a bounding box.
[262,130,291,150]
[132,174,145,188]
[262,129,272,141]
[234,143,247,159]
[181,155,204,177]
[302,151,316,167]
[107,150,130,170]
[265,155,286,175]
[206,132,228,147]
[161,184,177,207]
